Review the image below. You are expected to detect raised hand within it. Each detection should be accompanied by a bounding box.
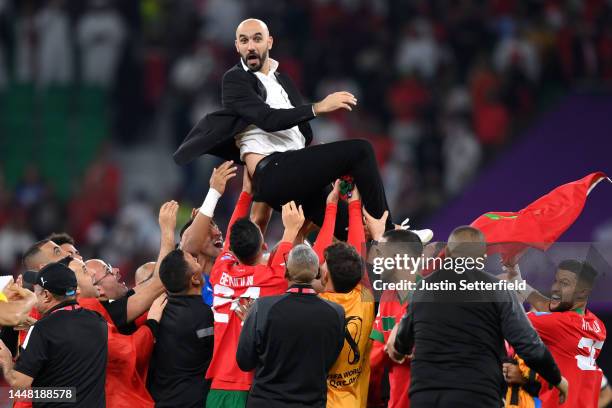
[363,207,389,242]
[348,185,361,203]
[326,180,341,204]
[384,324,407,364]
[235,298,255,321]
[314,91,357,114]
[158,200,179,235]
[147,293,168,322]
[282,201,305,233]
[210,161,238,195]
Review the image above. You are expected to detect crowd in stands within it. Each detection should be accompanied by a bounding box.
[2,0,612,282]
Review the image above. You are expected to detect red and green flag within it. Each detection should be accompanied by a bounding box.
[471,172,610,262]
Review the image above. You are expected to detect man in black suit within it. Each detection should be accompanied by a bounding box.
[175,18,393,239]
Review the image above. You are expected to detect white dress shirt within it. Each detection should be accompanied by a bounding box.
[235,58,306,160]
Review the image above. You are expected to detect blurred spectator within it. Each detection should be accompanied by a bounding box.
[473,91,510,146]
[441,115,481,196]
[0,211,34,275]
[200,0,244,46]
[77,0,126,86]
[35,0,73,86]
[493,27,540,82]
[14,2,36,83]
[387,77,430,122]
[396,19,443,80]
[14,165,46,209]
[0,41,6,89]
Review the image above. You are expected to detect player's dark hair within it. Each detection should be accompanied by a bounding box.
[324,242,363,293]
[160,249,191,293]
[229,218,262,264]
[180,217,218,239]
[559,259,598,288]
[382,229,424,257]
[22,239,51,268]
[46,232,75,246]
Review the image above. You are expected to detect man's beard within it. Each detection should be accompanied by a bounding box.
[550,298,574,312]
[242,49,268,72]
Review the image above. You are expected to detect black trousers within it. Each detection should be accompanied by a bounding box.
[410,390,502,408]
[252,139,393,240]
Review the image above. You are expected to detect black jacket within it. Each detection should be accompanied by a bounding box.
[147,295,214,408]
[394,267,562,401]
[236,284,345,408]
[173,63,315,164]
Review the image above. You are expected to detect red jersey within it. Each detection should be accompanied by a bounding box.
[79,298,155,408]
[528,309,606,408]
[369,290,411,408]
[206,243,292,390]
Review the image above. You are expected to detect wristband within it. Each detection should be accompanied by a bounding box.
[516,282,535,302]
[199,188,221,218]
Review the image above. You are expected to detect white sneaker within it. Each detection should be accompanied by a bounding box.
[397,218,434,244]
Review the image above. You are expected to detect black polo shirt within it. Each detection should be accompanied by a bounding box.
[14,300,108,408]
[101,289,137,334]
[147,294,214,408]
[236,284,345,408]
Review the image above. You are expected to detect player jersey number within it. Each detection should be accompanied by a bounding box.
[212,284,261,323]
[576,337,604,371]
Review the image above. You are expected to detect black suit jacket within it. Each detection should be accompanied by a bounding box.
[173,63,315,164]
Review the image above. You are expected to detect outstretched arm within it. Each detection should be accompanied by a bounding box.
[503,264,550,312]
[223,169,254,252]
[313,181,339,263]
[181,161,238,256]
[222,70,357,132]
[347,186,366,258]
[127,201,177,323]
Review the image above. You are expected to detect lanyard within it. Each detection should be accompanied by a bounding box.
[49,304,81,315]
[286,287,316,294]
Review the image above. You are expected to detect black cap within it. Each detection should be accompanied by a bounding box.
[36,262,77,296]
[22,270,39,286]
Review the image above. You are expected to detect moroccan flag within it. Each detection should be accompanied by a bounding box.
[470,172,609,262]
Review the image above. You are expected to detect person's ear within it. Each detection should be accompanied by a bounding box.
[235,39,240,54]
[191,273,202,286]
[575,285,590,301]
[268,35,273,50]
[320,267,328,287]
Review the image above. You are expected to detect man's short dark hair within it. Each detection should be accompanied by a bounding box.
[229,218,261,264]
[382,230,424,257]
[23,239,50,268]
[160,249,190,293]
[324,242,363,293]
[46,232,75,246]
[180,217,219,239]
[179,219,194,239]
[559,259,598,288]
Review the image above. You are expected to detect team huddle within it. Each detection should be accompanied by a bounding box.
[0,16,608,408]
